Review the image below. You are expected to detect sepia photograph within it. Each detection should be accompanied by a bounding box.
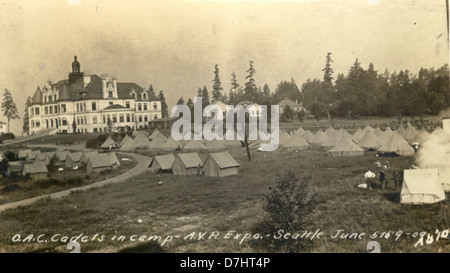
[0,0,448,258]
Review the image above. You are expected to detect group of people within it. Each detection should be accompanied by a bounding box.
[364,160,403,190]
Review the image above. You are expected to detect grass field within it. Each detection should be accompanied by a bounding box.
[0,144,448,253]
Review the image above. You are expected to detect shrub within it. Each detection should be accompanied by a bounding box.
[255,170,316,253]
[0,133,15,141]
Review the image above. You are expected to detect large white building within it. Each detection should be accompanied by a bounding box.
[28,56,162,134]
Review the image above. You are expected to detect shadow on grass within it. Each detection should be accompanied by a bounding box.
[118,242,166,253]
[383,192,400,203]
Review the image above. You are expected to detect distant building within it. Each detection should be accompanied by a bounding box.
[277,98,307,115]
[28,56,162,134]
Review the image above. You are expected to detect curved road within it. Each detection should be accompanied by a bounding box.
[0,152,152,213]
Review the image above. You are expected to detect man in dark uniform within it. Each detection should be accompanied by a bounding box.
[379,166,388,190]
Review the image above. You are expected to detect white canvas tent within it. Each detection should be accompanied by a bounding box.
[205,139,226,151]
[163,136,182,151]
[172,153,203,175]
[203,152,240,177]
[379,133,415,156]
[308,130,330,146]
[328,136,364,157]
[400,169,445,204]
[351,128,365,143]
[283,134,309,152]
[120,136,139,151]
[134,134,152,148]
[148,154,175,173]
[100,137,119,150]
[357,131,383,150]
[183,140,206,151]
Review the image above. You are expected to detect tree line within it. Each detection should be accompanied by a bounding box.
[175,55,449,121]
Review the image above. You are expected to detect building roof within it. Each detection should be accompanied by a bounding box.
[176,153,203,168]
[278,98,302,108]
[31,86,43,105]
[209,152,240,169]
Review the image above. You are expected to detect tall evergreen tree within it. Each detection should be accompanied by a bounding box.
[212,64,223,101]
[176,96,185,105]
[201,85,210,108]
[23,96,32,135]
[244,61,257,100]
[322,52,334,85]
[148,84,157,99]
[158,90,169,118]
[1,89,20,133]
[229,72,240,104]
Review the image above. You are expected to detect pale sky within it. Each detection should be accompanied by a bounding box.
[0,0,448,135]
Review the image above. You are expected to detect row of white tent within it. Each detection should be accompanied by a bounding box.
[262,125,436,156]
[100,129,242,152]
[13,149,120,176]
[148,151,240,177]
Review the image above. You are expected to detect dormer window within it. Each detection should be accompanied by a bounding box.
[108,91,113,98]
[143,93,147,100]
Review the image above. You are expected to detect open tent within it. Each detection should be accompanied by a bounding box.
[400,169,445,204]
[282,134,309,152]
[148,154,175,173]
[203,151,240,177]
[378,132,415,156]
[328,135,364,157]
[172,153,204,175]
[357,131,383,150]
[100,137,119,150]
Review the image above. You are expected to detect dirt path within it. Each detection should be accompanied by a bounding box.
[0,152,152,212]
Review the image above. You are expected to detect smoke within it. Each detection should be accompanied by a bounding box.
[416,132,450,169]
